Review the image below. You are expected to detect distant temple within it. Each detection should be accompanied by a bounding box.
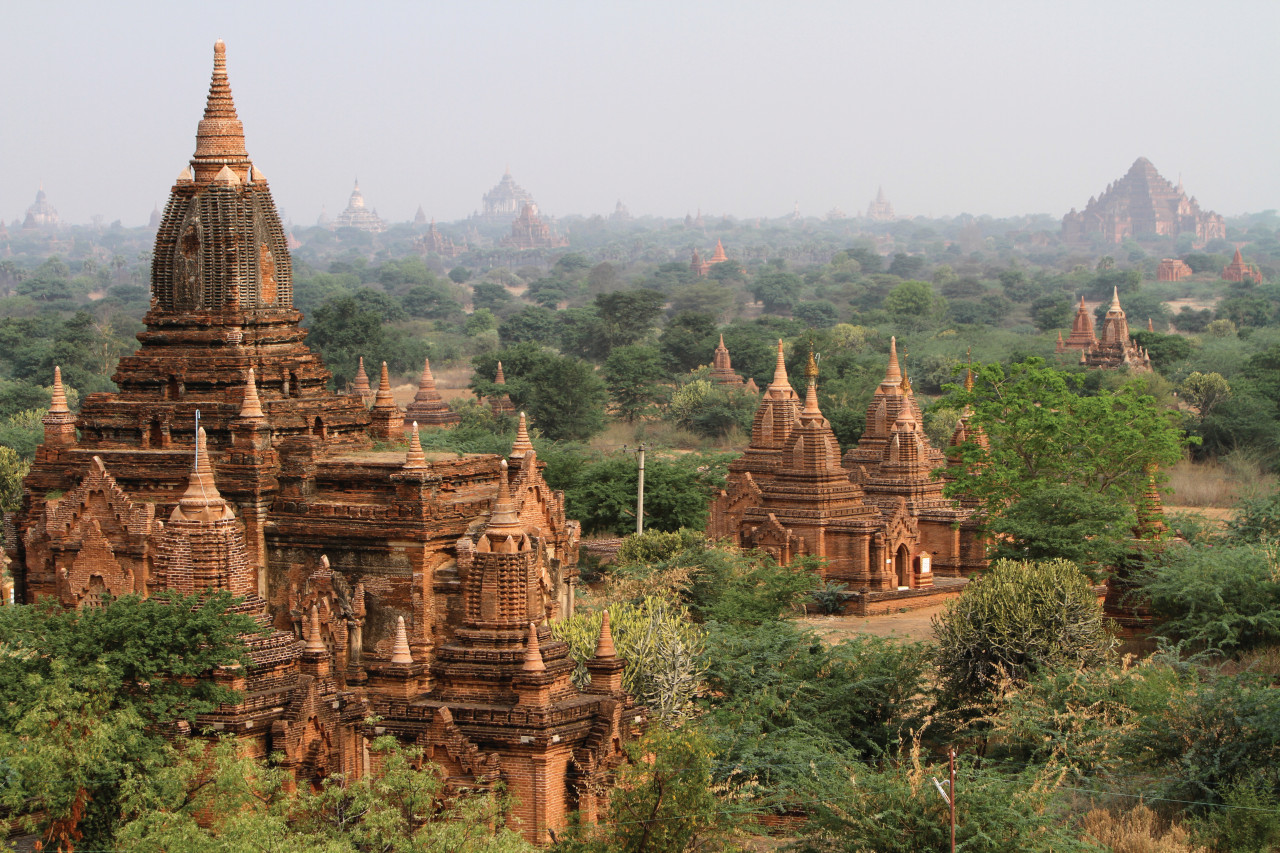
[1221,247,1261,283]
[414,218,462,258]
[1156,258,1193,281]
[7,42,637,845]
[22,186,59,229]
[500,203,568,250]
[1062,157,1225,246]
[708,335,746,388]
[477,169,536,223]
[865,186,895,221]
[413,205,428,226]
[610,199,632,222]
[1056,289,1152,371]
[333,181,387,232]
[709,339,986,588]
[691,239,729,277]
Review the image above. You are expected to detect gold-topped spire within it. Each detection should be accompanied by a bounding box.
[900,349,913,395]
[964,348,975,393]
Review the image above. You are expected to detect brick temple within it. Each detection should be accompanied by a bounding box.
[1062,157,1224,246]
[708,339,987,588]
[1055,289,1152,371]
[6,42,638,844]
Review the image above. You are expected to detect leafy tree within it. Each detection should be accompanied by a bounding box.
[0,444,30,513]
[886,252,927,279]
[603,345,668,422]
[1142,545,1280,652]
[565,453,719,535]
[1178,371,1231,417]
[658,311,718,372]
[498,305,559,346]
[1030,294,1072,331]
[463,307,496,336]
[116,736,533,853]
[988,483,1132,568]
[594,289,664,352]
[0,592,259,847]
[934,558,1113,700]
[448,265,471,283]
[1132,330,1192,368]
[884,280,946,330]
[665,378,757,439]
[666,280,735,319]
[943,359,1187,557]
[1176,305,1214,333]
[471,346,606,441]
[472,280,513,313]
[0,408,46,461]
[750,267,802,314]
[793,300,839,328]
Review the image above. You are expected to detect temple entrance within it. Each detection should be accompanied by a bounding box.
[895,544,910,588]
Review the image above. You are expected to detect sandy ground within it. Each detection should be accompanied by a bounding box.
[798,604,948,645]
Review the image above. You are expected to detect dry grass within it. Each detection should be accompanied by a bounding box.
[588,420,747,453]
[1166,455,1277,508]
[1081,803,1206,852]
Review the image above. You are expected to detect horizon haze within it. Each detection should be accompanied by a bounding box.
[2,1,1277,228]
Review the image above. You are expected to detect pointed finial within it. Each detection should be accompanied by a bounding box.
[964,350,975,393]
[522,622,547,672]
[805,348,819,386]
[884,337,902,385]
[305,605,326,653]
[901,350,913,395]
[353,356,371,394]
[390,616,413,664]
[239,368,264,419]
[495,361,507,384]
[193,40,248,175]
[373,361,396,409]
[405,423,427,468]
[511,412,534,457]
[594,610,617,658]
[1111,286,1122,310]
[768,339,792,390]
[418,357,436,394]
[49,366,69,414]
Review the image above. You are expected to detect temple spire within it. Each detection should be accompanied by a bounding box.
[880,336,902,391]
[172,426,233,523]
[594,610,617,658]
[390,616,414,664]
[305,605,326,653]
[239,368,264,420]
[404,423,427,469]
[49,366,69,414]
[511,412,534,457]
[373,361,396,409]
[522,622,546,672]
[767,339,793,394]
[192,40,250,183]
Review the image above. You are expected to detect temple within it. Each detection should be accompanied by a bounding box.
[1056,289,1152,371]
[333,181,387,232]
[414,218,463,258]
[22,185,59,229]
[865,186,894,221]
[691,239,729,277]
[5,42,637,844]
[1221,247,1261,283]
[1157,258,1193,281]
[709,339,986,588]
[501,203,569,250]
[478,169,536,223]
[1062,158,1225,246]
[708,335,746,388]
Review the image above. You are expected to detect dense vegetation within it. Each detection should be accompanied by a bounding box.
[5,212,1280,849]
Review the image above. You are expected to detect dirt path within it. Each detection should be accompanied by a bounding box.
[799,603,948,645]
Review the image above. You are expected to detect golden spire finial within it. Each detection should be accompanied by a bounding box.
[964,348,974,393]
[900,349,912,395]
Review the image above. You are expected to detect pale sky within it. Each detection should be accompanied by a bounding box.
[3,1,1277,227]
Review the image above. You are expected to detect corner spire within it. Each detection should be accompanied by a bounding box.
[511,412,534,457]
[49,366,69,414]
[882,336,902,389]
[594,610,617,658]
[404,423,427,469]
[172,426,233,523]
[238,368,264,420]
[522,622,546,672]
[1110,286,1122,311]
[305,605,326,653]
[373,361,396,409]
[390,616,414,664]
[767,339,793,394]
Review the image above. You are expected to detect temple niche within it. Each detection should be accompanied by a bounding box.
[709,338,987,590]
[1062,157,1225,247]
[6,41,637,845]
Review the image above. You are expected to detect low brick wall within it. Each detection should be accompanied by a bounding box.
[843,577,968,617]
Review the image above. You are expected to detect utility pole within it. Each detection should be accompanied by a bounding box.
[949,748,957,853]
[635,444,645,535]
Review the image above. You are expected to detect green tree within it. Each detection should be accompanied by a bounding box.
[1142,545,1280,653]
[0,592,259,848]
[884,280,946,330]
[988,483,1132,568]
[472,346,607,441]
[0,444,31,513]
[603,345,669,422]
[565,453,719,535]
[658,311,718,373]
[1179,371,1231,417]
[472,280,513,313]
[498,305,559,346]
[933,558,1114,700]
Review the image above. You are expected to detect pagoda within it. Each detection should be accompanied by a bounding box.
[402,357,460,429]
[708,335,746,387]
[333,180,387,232]
[22,185,59,229]
[7,43,627,841]
[865,186,895,221]
[1056,297,1099,352]
[501,203,568,250]
[1221,247,1261,283]
[477,168,536,223]
[1063,157,1224,246]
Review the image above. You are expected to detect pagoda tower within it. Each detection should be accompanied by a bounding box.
[402,357,460,429]
[708,334,745,387]
[1058,296,1099,352]
[841,337,935,481]
[488,361,516,416]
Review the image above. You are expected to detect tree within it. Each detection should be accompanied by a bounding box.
[0,444,30,513]
[750,267,802,314]
[988,483,1132,568]
[1030,294,1072,331]
[401,281,462,319]
[565,453,719,534]
[0,592,259,848]
[472,346,608,442]
[658,311,718,373]
[887,252,927,279]
[471,281,513,313]
[1179,371,1231,417]
[1142,545,1280,653]
[594,289,664,351]
[884,280,946,330]
[933,558,1114,700]
[603,345,668,422]
[793,300,839,328]
[498,306,559,346]
[943,359,1187,562]
[448,265,471,283]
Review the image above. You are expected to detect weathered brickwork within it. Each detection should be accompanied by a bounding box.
[5,41,636,846]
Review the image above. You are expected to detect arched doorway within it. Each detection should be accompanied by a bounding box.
[895,544,911,589]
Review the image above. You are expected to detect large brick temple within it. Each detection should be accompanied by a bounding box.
[709,339,987,588]
[5,42,639,844]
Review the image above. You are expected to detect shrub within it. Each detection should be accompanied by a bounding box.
[933,558,1114,700]
[810,580,849,615]
[1142,545,1280,652]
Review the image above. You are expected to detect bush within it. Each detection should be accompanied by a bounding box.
[933,558,1113,699]
[809,580,849,614]
[1142,545,1280,652]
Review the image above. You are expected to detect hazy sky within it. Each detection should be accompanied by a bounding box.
[3,1,1277,227]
